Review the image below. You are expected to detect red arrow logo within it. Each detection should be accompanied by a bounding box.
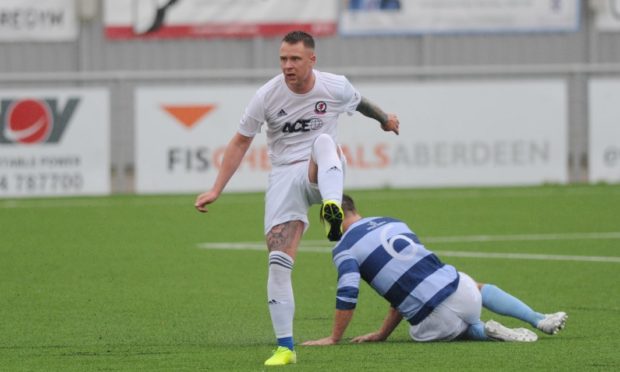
[162,104,217,128]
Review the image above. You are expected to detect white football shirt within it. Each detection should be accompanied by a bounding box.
[238,69,361,166]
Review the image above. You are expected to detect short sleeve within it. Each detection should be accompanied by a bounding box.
[238,92,265,136]
[342,77,362,115]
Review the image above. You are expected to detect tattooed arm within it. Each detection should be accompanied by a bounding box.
[356,97,400,135]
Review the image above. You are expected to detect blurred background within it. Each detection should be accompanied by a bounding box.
[1,0,619,197]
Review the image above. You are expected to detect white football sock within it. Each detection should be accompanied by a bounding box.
[311,134,343,203]
[267,251,295,339]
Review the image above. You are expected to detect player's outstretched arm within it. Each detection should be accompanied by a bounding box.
[302,309,355,346]
[356,96,400,135]
[351,306,402,343]
[194,132,253,213]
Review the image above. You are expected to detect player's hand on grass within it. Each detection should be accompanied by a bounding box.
[351,331,386,343]
[301,336,338,346]
[194,190,219,213]
[381,113,400,135]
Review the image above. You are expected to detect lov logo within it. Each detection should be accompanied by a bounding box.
[0,98,80,144]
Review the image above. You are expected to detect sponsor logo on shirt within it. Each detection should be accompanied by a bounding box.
[282,118,323,133]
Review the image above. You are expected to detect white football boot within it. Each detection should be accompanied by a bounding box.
[536,312,568,335]
[485,320,538,342]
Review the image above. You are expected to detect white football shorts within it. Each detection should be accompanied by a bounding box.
[263,149,346,235]
[264,160,321,235]
[409,272,482,342]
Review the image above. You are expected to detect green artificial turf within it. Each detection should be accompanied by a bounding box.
[1,184,619,371]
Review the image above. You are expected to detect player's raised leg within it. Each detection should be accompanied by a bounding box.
[264,221,303,366]
[309,133,344,241]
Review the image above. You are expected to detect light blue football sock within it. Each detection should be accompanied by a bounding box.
[481,284,545,327]
[466,321,489,341]
[277,336,294,350]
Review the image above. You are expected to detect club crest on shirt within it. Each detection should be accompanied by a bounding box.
[314,101,327,114]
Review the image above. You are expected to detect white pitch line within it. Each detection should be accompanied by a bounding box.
[293,232,620,245]
[197,231,620,263]
[199,231,620,250]
[435,250,620,263]
[423,231,620,243]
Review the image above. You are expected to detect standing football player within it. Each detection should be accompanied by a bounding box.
[194,31,399,366]
[303,195,567,346]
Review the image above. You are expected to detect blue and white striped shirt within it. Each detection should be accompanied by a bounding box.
[332,217,459,325]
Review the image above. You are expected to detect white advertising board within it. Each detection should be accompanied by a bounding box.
[0,89,110,198]
[135,86,268,194]
[135,80,567,193]
[0,0,78,42]
[589,79,620,183]
[338,80,567,188]
[340,0,579,35]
